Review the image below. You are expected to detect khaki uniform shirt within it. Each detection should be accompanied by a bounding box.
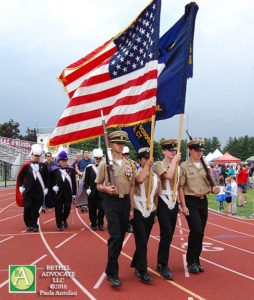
[154,158,177,191]
[179,159,212,196]
[134,168,161,212]
[95,158,134,195]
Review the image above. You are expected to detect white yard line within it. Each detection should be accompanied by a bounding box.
[0,236,14,243]
[0,213,23,222]
[38,218,96,300]
[75,207,131,290]
[151,235,254,281]
[183,254,189,278]
[0,202,15,214]
[206,221,254,238]
[176,225,254,255]
[0,254,47,289]
[43,217,55,224]
[55,233,78,249]
[209,208,254,225]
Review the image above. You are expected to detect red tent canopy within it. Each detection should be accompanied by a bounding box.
[214,152,241,163]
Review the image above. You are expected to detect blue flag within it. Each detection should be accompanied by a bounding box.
[123,3,199,151]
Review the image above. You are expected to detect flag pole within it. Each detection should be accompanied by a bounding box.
[172,113,184,202]
[146,114,156,210]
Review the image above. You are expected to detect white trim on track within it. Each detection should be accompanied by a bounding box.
[55,233,78,249]
[0,202,15,214]
[38,218,96,300]
[209,208,254,225]
[0,213,23,222]
[151,235,254,281]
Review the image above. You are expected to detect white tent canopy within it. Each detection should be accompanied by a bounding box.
[205,149,223,162]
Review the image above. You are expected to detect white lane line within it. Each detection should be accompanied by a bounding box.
[0,213,23,222]
[31,254,47,265]
[176,225,254,255]
[55,233,78,249]
[0,202,15,213]
[75,207,132,290]
[0,236,14,243]
[93,233,132,290]
[0,231,75,237]
[81,228,85,231]
[209,208,254,225]
[0,254,47,289]
[43,218,55,224]
[151,235,254,281]
[206,222,254,238]
[38,219,96,300]
[183,254,189,278]
[188,297,194,300]
[0,279,8,288]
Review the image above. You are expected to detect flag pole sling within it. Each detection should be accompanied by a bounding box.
[172,113,184,202]
[146,114,156,210]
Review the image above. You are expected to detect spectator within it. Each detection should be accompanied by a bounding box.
[226,165,235,177]
[237,164,248,206]
[216,176,225,212]
[224,177,232,214]
[76,150,93,178]
[230,175,238,216]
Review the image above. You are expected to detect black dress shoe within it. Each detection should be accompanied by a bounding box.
[140,272,154,283]
[198,264,204,272]
[98,225,104,231]
[63,221,68,228]
[187,263,200,274]
[107,275,121,287]
[33,227,39,232]
[57,226,63,231]
[134,269,141,278]
[156,264,173,280]
[26,227,33,232]
[91,225,97,231]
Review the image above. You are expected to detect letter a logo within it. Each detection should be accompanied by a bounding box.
[9,265,36,293]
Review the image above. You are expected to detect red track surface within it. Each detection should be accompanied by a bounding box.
[0,188,253,299]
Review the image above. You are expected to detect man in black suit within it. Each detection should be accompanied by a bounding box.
[84,148,105,231]
[18,144,49,232]
[50,151,77,231]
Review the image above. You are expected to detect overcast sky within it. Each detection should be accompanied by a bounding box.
[1,0,253,146]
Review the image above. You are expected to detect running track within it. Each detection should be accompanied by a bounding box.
[0,188,253,299]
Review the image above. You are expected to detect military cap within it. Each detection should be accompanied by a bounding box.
[187,139,205,150]
[108,131,128,143]
[160,139,177,150]
[137,147,150,158]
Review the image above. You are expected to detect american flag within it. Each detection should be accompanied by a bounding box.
[49,0,161,147]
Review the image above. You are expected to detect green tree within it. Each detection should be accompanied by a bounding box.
[22,128,37,142]
[0,119,21,138]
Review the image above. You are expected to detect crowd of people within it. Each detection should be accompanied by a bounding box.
[211,163,253,214]
[23,135,254,288]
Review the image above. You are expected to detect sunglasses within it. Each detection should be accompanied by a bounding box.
[46,155,51,157]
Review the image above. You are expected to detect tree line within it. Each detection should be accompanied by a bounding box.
[1,119,253,161]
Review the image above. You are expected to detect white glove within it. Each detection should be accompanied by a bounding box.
[72,195,76,204]
[19,186,25,194]
[43,188,48,196]
[86,188,91,196]
[53,185,59,194]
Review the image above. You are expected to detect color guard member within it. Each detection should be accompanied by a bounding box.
[154,139,183,280]
[17,144,49,232]
[96,131,134,287]
[178,139,219,274]
[131,147,161,283]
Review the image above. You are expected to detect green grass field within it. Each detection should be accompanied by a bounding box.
[207,188,254,219]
